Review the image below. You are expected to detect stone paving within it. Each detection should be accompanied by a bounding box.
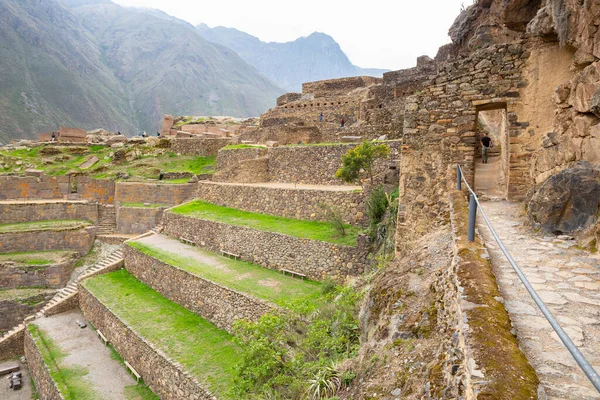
[477,201,600,400]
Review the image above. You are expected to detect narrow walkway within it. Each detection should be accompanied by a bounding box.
[477,201,600,399]
[474,156,505,199]
[32,310,138,399]
[202,181,361,192]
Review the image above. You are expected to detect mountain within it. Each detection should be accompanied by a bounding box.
[197,25,389,92]
[68,1,284,133]
[0,0,138,143]
[0,0,284,142]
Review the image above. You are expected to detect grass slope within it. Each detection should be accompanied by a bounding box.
[128,241,323,308]
[0,250,74,265]
[0,220,91,234]
[83,269,238,398]
[170,200,360,246]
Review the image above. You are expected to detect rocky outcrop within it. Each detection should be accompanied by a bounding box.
[528,162,600,233]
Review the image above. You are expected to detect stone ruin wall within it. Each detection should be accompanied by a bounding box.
[124,245,273,333]
[24,327,64,400]
[302,76,383,98]
[216,147,268,171]
[0,292,55,333]
[0,226,96,256]
[116,207,164,235]
[79,285,214,400]
[0,257,77,289]
[0,175,70,200]
[0,201,98,224]
[170,137,232,156]
[115,182,195,206]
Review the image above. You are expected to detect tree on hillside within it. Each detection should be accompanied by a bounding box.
[335,141,391,187]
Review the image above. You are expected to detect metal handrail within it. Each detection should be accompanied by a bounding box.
[456,165,600,393]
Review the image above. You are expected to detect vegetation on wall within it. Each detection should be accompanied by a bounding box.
[335,141,390,187]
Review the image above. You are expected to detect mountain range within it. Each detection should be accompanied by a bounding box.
[0,0,386,143]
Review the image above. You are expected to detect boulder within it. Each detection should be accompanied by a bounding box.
[528,162,600,234]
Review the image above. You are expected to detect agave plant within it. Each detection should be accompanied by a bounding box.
[307,364,342,399]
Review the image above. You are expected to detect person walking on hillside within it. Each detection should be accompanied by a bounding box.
[51,132,56,142]
[340,118,345,128]
[481,132,492,164]
[319,112,323,122]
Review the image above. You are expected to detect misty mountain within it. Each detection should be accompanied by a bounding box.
[197,25,389,92]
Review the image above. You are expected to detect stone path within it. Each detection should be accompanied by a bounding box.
[203,181,362,192]
[477,201,600,399]
[474,155,506,199]
[33,310,138,399]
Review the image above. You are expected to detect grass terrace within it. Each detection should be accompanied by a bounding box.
[0,250,75,265]
[83,270,238,398]
[170,200,361,246]
[0,287,55,302]
[128,240,323,308]
[0,220,92,234]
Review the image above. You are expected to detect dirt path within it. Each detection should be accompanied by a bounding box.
[477,201,600,399]
[33,310,137,400]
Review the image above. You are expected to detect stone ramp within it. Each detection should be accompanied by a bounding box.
[30,310,140,400]
[477,201,600,399]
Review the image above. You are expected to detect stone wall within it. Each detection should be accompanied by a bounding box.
[0,226,95,256]
[124,245,273,333]
[268,141,402,185]
[196,181,366,225]
[162,212,370,282]
[0,201,98,224]
[0,325,24,361]
[76,176,115,204]
[396,42,531,248]
[24,327,64,400]
[171,137,232,156]
[302,76,383,98]
[115,182,195,206]
[79,286,214,400]
[0,257,77,289]
[0,175,69,200]
[216,147,267,171]
[0,292,54,332]
[116,207,164,235]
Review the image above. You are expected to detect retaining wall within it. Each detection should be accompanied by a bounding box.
[216,147,267,171]
[196,182,366,225]
[124,245,273,333]
[116,207,164,235]
[24,327,64,400]
[0,201,98,224]
[79,286,213,400]
[0,257,77,289]
[0,325,25,361]
[0,175,69,200]
[0,226,95,256]
[115,182,195,206]
[0,292,54,332]
[171,137,232,156]
[162,212,370,282]
[76,176,115,204]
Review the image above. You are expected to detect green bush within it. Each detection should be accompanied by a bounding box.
[335,141,390,186]
[318,203,346,237]
[366,185,388,225]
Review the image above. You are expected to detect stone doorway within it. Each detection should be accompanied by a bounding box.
[474,107,509,199]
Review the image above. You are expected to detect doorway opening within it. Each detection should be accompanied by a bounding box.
[473,106,509,200]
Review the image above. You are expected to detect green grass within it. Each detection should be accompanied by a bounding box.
[28,324,101,400]
[0,287,54,301]
[128,241,323,308]
[0,250,74,265]
[221,144,265,150]
[170,200,361,246]
[120,203,169,208]
[83,270,239,398]
[0,220,91,233]
[160,178,190,184]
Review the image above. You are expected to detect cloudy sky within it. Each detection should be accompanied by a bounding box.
[113,0,475,71]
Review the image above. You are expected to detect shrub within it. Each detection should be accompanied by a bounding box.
[335,141,390,186]
[366,185,388,225]
[318,203,346,237]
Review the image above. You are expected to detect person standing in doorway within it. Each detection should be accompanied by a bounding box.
[340,118,345,128]
[481,132,492,163]
[319,112,323,122]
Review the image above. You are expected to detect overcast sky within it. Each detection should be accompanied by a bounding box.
[112,0,475,71]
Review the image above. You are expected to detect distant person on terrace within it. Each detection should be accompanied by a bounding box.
[51,132,56,142]
[319,112,323,122]
[340,118,345,128]
[481,132,492,164]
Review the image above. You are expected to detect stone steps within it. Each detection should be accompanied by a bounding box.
[97,204,117,235]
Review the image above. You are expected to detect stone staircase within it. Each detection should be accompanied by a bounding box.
[97,204,117,235]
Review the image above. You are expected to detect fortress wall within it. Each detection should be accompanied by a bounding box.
[0,175,68,200]
[115,182,195,206]
[0,227,96,256]
[262,97,362,126]
[397,42,531,248]
[124,245,273,333]
[196,181,366,226]
[268,140,402,185]
[116,207,164,235]
[79,286,214,400]
[162,212,370,282]
[0,202,98,224]
[216,147,267,171]
[171,137,232,156]
[24,327,64,400]
[0,257,77,289]
[76,176,115,204]
[302,76,382,97]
